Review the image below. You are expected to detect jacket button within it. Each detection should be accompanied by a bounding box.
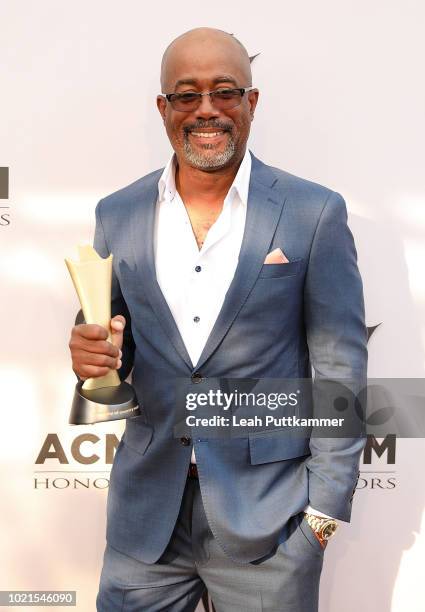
[191,372,203,383]
[180,436,191,446]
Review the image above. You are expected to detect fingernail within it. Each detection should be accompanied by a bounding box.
[117,359,122,369]
[119,349,122,358]
[112,321,124,330]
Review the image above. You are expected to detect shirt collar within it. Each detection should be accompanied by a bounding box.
[157,148,252,207]
[157,155,177,202]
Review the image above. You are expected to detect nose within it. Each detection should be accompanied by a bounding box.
[194,92,220,120]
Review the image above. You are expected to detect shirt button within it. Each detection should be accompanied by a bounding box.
[193,316,200,323]
[180,436,191,446]
[195,265,202,272]
[191,372,203,383]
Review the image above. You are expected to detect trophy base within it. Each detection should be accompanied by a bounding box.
[69,380,140,424]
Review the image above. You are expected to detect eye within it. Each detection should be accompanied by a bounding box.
[213,88,239,100]
[175,92,199,103]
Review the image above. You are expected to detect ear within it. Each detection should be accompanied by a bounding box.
[157,95,167,123]
[247,89,259,117]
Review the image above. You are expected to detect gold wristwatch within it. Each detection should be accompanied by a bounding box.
[303,513,338,546]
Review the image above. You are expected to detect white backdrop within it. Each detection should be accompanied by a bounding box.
[1,1,424,610]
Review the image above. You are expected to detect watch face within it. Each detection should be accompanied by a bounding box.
[322,521,338,540]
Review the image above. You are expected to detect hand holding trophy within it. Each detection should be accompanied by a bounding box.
[65,245,140,424]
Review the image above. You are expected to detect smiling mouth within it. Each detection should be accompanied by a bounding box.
[189,130,226,139]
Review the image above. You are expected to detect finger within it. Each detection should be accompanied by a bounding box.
[70,337,119,358]
[111,315,126,331]
[110,315,126,349]
[73,324,109,341]
[73,349,119,369]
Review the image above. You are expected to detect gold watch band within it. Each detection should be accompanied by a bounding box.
[303,513,339,541]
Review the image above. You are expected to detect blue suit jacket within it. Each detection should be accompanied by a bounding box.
[93,152,368,564]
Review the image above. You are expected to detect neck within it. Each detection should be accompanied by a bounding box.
[175,150,246,206]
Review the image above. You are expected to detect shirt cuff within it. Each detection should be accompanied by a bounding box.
[303,505,335,520]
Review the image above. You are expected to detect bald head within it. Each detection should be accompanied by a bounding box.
[160,28,252,92]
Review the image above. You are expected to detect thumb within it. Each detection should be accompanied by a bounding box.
[110,315,126,351]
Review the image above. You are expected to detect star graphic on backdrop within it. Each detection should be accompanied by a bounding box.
[367,323,382,342]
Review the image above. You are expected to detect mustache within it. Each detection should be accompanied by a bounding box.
[183,120,233,134]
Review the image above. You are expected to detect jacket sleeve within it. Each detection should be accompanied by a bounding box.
[303,191,367,521]
[93,199,135,381]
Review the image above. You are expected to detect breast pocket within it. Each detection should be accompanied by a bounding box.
[258,258,302,279]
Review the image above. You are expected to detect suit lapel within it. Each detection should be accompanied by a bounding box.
[130,172,194,371]
[195,154,287,370]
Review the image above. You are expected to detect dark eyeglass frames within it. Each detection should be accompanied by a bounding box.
[162,87,257,112]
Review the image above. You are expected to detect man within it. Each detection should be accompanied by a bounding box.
[69,27,367,612]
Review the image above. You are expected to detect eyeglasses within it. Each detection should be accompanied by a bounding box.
[163,87,257,112]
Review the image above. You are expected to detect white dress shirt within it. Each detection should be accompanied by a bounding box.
[155,150,250,367]
[154,149,332,520]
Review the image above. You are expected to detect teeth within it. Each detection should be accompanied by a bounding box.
[191,132,222,138]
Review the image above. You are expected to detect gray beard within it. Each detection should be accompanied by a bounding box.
[182,135,236,170]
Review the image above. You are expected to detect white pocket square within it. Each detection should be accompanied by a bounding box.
[264,248,289,264]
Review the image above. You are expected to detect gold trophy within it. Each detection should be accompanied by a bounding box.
[65,245,140,424]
